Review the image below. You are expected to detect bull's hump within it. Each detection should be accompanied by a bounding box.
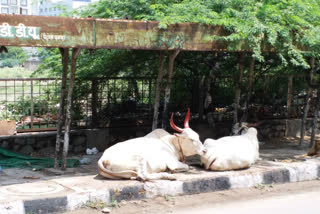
[145,129,171,138]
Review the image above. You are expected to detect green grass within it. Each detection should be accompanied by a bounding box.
[0,67,34,78]
[0,67,59,103]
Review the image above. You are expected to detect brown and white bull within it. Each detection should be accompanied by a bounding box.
[98,109,206,180]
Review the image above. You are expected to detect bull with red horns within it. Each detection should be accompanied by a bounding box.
[98,108,206,181]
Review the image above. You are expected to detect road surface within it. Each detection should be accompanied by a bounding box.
[64,179,320,214]
[174,186,320,214]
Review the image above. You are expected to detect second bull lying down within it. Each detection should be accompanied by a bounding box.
[201,123,260,171]
[98,109,207,181]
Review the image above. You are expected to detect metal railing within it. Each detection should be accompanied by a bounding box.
[0,78,60,132]
[0,77,156,132]
[0,75,312,132]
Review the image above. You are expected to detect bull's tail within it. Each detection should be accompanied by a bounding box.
[97,159,138,179]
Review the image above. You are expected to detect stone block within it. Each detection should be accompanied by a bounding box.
[35,141,48,149]
[0,140,9,149]
[285,119,301,137]
[183,177,231,194]
[24,197,67,214]
[73,145,85,154]
[19,145,34,155]
[110,185,146,202]
[72,136,86,146]
[13,144,21,151]
[263,169,290,184]
[27,138,36,145]
[275,125,284,131]
[14,138,25,145]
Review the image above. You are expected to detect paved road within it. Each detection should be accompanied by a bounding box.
[174,188,320,214]
[64,180,320,214]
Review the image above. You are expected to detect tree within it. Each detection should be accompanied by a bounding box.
[149,0,320,66]
[36,0,320,131]
[37,0,320,79]
[0,47,28,68]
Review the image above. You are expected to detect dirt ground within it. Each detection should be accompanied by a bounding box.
[63,179,320,214]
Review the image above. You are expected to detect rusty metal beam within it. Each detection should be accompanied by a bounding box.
[0,14,238,51]
[17,127,58,133]
[0,15,94,48]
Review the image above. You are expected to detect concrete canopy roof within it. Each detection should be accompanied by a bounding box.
[0,14,248,51]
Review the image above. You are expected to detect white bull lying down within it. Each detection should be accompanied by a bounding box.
[98,109,206,180]
[201,124,259,171]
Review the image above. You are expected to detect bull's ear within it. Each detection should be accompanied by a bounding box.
[174,133,186,140]
[174,133,184,138]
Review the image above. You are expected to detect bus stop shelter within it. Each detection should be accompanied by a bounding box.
[0,14,252,170]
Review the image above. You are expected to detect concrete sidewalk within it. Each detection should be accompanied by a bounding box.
[0,144,319,214]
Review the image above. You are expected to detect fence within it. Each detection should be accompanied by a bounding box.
[0,75,312,132]
[0,78,60,132]
[244,74,309,119]
[72,77,155,128]
[0,77,159,132]
[208,74,310,122]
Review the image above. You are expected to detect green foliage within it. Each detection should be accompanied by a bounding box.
[254,182,273,190]
[0,47,28,68]
[79,0,320,68]
[0,107,16,121]
[34,48,159,79]
[37,0,320,79]
[75,49,158,78]
[84,199,108,209]
[6,95,55,116]
[164,194,174,201]
[32,0,320,113]
[0,93,59,121]
[109,197,119,208]
[0,78,60,123]
[33,48,63,78]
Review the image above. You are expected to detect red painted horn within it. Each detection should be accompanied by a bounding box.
[184,108,190,128]
[170,114,183,133]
